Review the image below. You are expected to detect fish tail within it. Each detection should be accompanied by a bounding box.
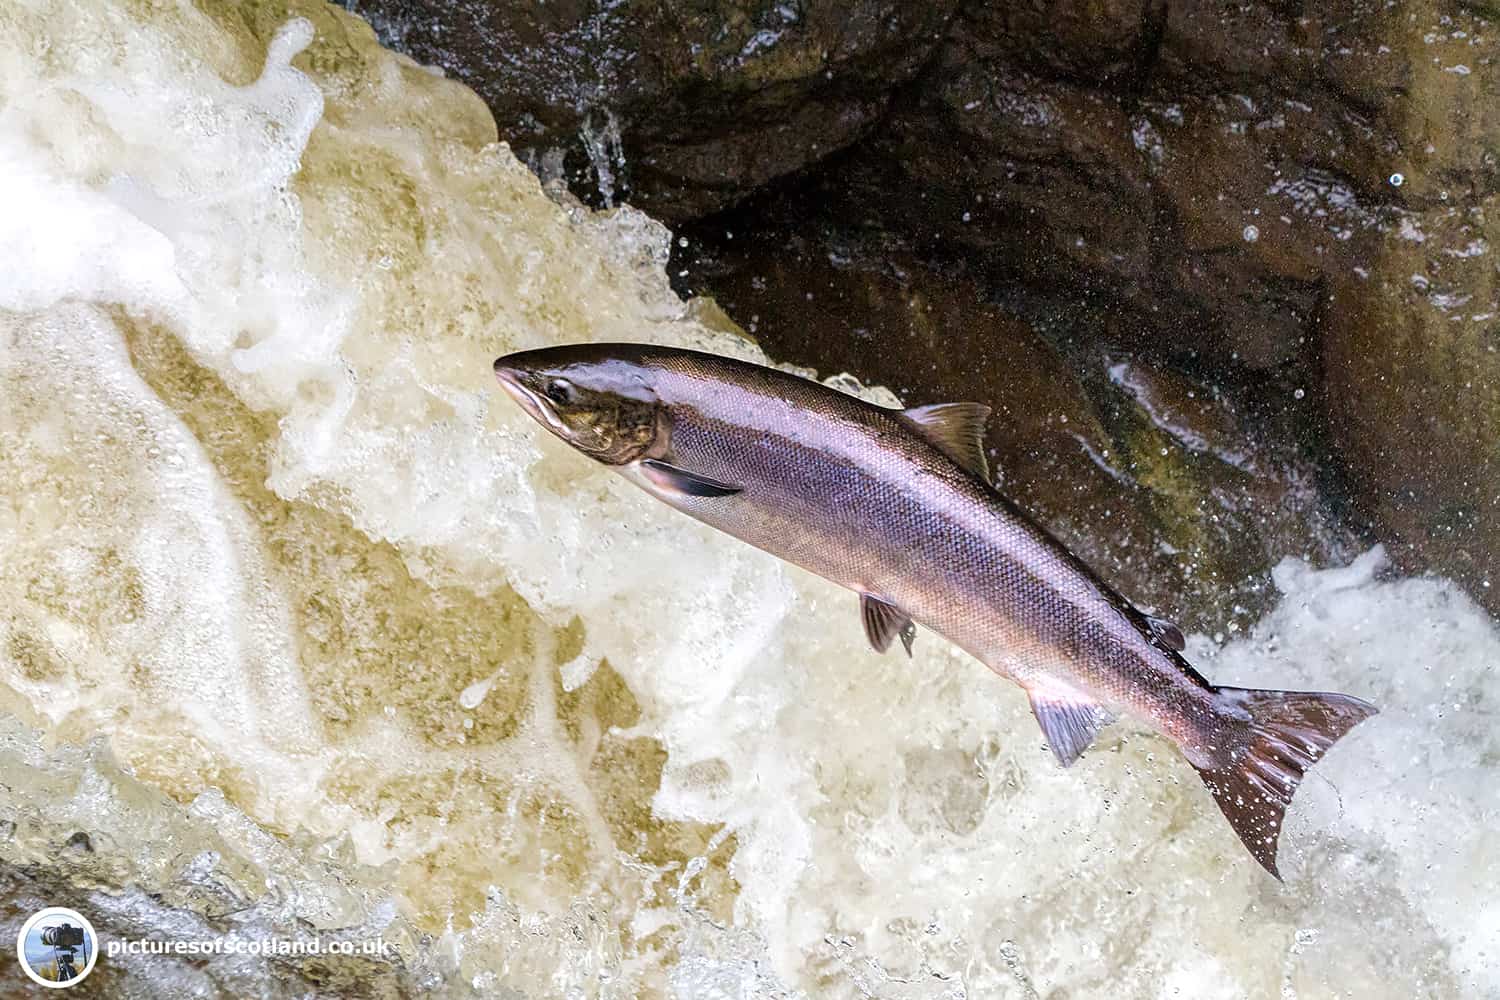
[1192,685,1377,879]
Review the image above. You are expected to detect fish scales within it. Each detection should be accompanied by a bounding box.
[642,354,1209,734]
[493,343,1377,879]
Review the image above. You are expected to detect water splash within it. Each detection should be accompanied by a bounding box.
[0,2,1496,997]
[580,107,626,207]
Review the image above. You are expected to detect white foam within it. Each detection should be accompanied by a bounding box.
[0,2,1495,996]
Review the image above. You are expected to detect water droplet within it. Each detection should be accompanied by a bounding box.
[1390,172,1404,187]
[1293,388,1305,400]
[1242,224,1260,242]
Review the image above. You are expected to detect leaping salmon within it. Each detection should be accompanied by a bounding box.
[493,343,1376,878]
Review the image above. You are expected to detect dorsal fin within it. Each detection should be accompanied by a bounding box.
[899,402,992,481]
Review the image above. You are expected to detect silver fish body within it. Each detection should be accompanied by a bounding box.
[494,343,1376,878]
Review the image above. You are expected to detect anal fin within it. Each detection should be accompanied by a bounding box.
[1026,683,1113,767]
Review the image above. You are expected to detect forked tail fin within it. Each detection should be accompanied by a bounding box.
[1193,686,1377,879]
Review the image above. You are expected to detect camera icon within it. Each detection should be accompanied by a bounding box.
[16,907,97,988]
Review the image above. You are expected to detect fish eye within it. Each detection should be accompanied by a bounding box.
[544,378,576,405]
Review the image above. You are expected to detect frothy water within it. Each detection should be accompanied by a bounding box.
[0,2,1495,997]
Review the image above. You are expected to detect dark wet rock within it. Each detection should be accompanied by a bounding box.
[1323,198,1500,606]
[675,229,1354,629]
[347,0,958,219]
[341,0,1415,374]
[1312,5,1500,613]
[804,1,1413,376]
[973,0,1157,83]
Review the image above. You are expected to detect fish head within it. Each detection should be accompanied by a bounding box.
[493,345,664,465]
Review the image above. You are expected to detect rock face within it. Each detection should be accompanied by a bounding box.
[351,0,957,218]
[1311,7,1500,606]
[801,1,1413,374]
[355,0,1500,617]
[1324,216,1500,606]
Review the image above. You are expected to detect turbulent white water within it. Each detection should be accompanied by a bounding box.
[0,2,1495,997]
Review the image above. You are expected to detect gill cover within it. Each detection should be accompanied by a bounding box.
[493,352,664,466]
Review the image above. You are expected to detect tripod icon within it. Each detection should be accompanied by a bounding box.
[23,911,95,987]
[52,941,81,982]
[41,921,86,981]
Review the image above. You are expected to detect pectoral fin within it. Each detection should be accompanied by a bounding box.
[640,460,741,498]
[899,402,993,482]
[860,593,916,656]
[1026,682,1114,767]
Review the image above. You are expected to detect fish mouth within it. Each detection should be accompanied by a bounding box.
[493,358,565,434]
